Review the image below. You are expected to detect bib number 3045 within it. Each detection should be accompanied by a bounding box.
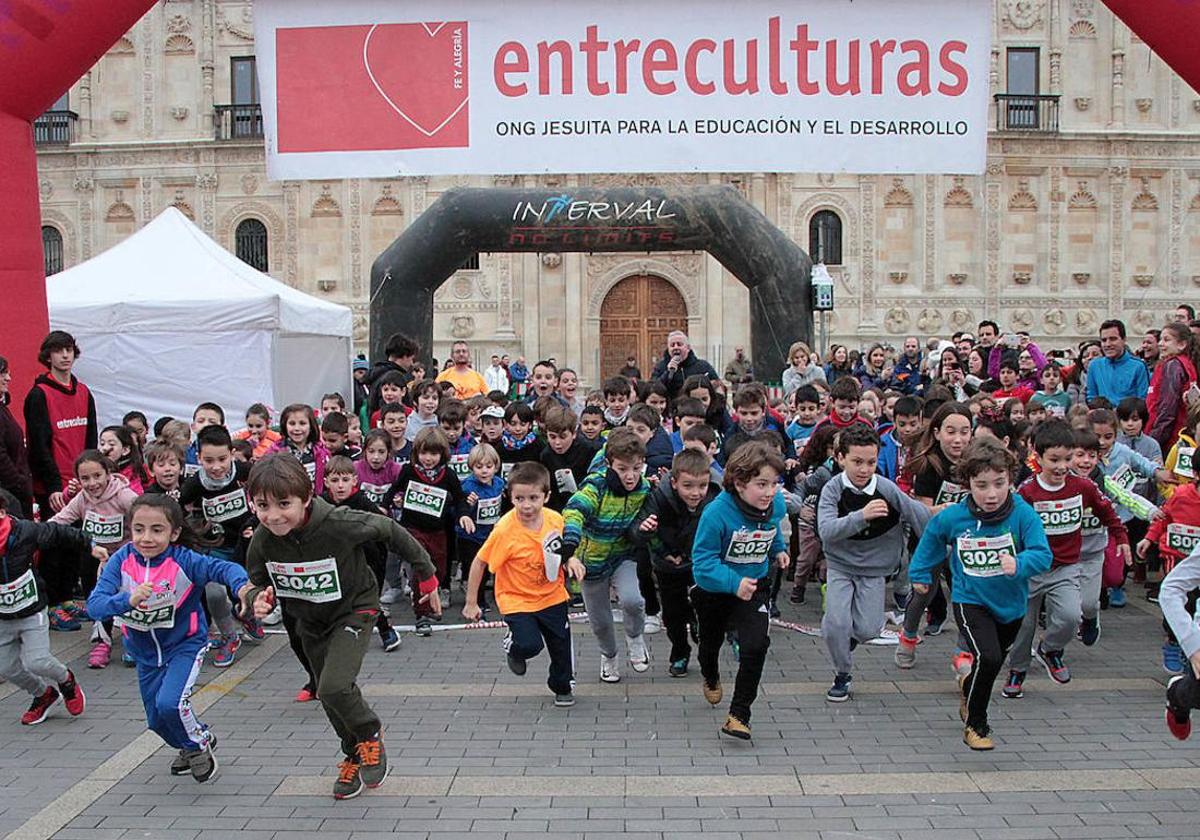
[267,557,342,603]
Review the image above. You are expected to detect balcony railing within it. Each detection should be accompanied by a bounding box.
[995,94,1060,133]
[33,110,78,146]
[215,103,264,140]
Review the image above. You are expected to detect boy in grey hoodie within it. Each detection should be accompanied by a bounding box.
[818,424,930,702]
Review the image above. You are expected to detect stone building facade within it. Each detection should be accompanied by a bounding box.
[33,0,1200,385]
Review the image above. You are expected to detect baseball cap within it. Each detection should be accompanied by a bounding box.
[481,406,505,419]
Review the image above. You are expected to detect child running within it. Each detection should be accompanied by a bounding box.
[462,462,585,707]
[0,493,98,725]
[457,443,506,616]
[691,440,789,740]
[87,495,254,782]
[910,437,1051,749]
[1161,541,1200,740]
[818,423,930,702]
[244,454,439,799]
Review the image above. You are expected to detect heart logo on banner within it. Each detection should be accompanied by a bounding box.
[362,22,468,139]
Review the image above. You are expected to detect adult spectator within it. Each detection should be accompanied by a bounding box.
[651,331,719,399]
[824,344,854,384]
[366,332,418,412]
[1087,319,1149,405]
[986,332,1046,382]
[976,320,1000,351]
[853,343,891,392]
[781,340,826,398]
[955,332,976,356]
[1147,322,1200,452]
[24,331,97,515]
[484,354,510,395]
[1175,304,1196,323]
[1140,329,1161,374]
[891,336,924,395]
[436,340,488,400]
[0,355,32,517]
[724,346,753,383]
[618,355,642,382]
[508,355,529,386]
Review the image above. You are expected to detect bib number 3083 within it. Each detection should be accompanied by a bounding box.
[267,557,342,603]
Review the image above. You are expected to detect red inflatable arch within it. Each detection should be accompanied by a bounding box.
[0,1,1197,422]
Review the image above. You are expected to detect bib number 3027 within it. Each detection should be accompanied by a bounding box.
[725,528,776,565]
[267,557,342,603]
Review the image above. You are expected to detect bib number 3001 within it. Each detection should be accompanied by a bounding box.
[267,557,342,603]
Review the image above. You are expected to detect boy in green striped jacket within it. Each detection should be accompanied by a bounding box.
[562,428,653,684]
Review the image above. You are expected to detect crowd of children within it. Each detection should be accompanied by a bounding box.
[9,324,1200,798]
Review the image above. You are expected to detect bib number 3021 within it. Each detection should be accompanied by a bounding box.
[267,557,343,603]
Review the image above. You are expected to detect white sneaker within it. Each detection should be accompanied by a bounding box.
[643,615,662,635]
[440,588,452,608]
[600,654,621,683]
[628,635,650,672]
[379,586,398,605]
[262,604,283,626]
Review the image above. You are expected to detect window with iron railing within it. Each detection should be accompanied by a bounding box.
[809,210,843,266]
[42,226,64,276]
[235,218,269,272]
[996,47,1059,132]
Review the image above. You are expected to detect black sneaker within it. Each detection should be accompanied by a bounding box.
[172,733,217,775]
[1079,616,1100,647]
[569,593,584,609]
[415,618,432,637]
[789,587,806,605]
[506,651,527,676]
[668,658,688,677]
[554,692,576,707]
[184,740,218,783]
[826,672,852,702]
[1001,670,1025,699]
[356,733,388,788]
[768,600,781,619]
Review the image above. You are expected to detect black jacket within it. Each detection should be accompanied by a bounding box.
[323,489,388,578]
[0,517,92,619]
[540,437,600,511]
[0,397,32,515]
[365,360,412,413]
[651,349,720,399]
[629,478,721,573]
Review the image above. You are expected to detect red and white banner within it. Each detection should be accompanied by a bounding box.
[254,0,991,179]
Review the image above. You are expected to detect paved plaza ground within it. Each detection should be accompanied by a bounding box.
[2,583,1198,840]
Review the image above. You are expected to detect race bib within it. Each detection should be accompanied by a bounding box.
[935,481,969,507]
[359,482,389,507]
[501,462,515,479]
[266,557,342,603]
[1109,463,1137,492]
[956,533,1015,578]
[449,454,471,479]
[1081,508,1104,535]
[542,530,564,582]
[476,495,502,526]
[1177,447,1195,479]
[184,463,201,478]
[403,482,447,518]
[1046,402,1066,419]
[725,528,776,565]
[200,488,248,523]
[118,586,177,631]
[0,568,38,614]
[82,511,124,543]
[1034,495,1083,536]
[1167,523,1200,555]
[554,468,578,496]
[303,460,318,482]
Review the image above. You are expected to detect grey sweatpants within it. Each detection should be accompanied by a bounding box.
[1008,563,1082,672]
[1078,551,1105,621]
[0,612,70,695]
[822,568,887,674]
[579,560,646,658]
[204,582,237,637]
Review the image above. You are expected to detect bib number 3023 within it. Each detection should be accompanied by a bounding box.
[956,533,1015,578]
[266,557,342,603]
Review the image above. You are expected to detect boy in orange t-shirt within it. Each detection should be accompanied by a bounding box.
[462,462,585,706]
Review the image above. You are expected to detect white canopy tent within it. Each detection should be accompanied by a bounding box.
[47,207,354,428]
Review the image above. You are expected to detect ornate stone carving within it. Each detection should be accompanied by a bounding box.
[1073,272,1091,285]
[1132,274,1155,288]
[950,309,973,330]
[349,179,363,296]
[1012,270,1033,285]
[196,173,218,191]
[451,275,473,300]
[450,315,476,339]
[947,273,968,285]
[311,184,342,218]
[239,173,258,195]
[170,189,194,220]
[884,307,910,334]
[111,110,130,124]
[584,255,702,316]
[1194,100,1200,114]
[884,178,913,208]
[1132,310,1156,331]
[541,252,563,269]
[1044,308,1066,334]
[1010,309,1034,330]
[1068,181,1097,209]
[492,174,520,187]
[1068,20,1097,38]
[1191,191,1200,211]
[39,180,53,201]
[353,313,369,342]
[793,193,858,257]
[1008,178,1038,211]
[1132,178,1159,211]
[371,185,403,216]
[105,192,135,222]
[170,106,189,121]
[1071,0,1094,18]
[166,14,190,34]
[1002,0,1044,30]
[109,36,135,55]
[1076,309,1097,331]
[944,176,973,208]
[917,308,943,333]
[165,34,194,55]
[1135,98,1153,114]
[73,178,94,194]
[1074,97,1092,111]
[217,4,254,40]
[888,271,908,285]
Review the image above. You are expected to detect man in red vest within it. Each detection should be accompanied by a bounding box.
[23,331,98,625]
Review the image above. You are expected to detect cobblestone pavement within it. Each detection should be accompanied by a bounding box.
[2,582,1197,840]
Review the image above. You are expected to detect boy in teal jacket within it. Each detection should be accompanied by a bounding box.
[910,437,1051,752]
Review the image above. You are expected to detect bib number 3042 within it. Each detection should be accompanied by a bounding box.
[267,557,342,603]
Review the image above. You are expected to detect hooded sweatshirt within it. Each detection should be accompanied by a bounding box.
[817,472,931,576]
[0,515,93,620]
[910,494,1052,623]
[50,472,138,550]
[691,490,787,595]
[23,372,97,495]
[562,468,651,579]
[245,497,435,625]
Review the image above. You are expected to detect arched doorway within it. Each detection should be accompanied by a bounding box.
[599,275,688,380]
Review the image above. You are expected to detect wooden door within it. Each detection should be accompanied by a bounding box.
[599,275,689,380]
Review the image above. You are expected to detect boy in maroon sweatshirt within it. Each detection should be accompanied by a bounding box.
[1003,420,1128,698]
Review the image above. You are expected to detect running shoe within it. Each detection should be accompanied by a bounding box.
[826,672,853,702]
[20,686,60,725]
[1079,616,1100,647]
[211,634,240,668]
[1166,675,1192,741]
[87,641,111,669]
[49,607,81,632]
[333,758,363,800]
[1002,670,1025,699]
[356,733,388,788]
[1034,643,1071,684]
[59,671,85,716]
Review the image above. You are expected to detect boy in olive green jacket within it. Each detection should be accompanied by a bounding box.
[244,454,440,800]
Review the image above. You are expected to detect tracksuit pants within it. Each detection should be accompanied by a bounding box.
[136,644,209,751]
[504,601,574,695]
